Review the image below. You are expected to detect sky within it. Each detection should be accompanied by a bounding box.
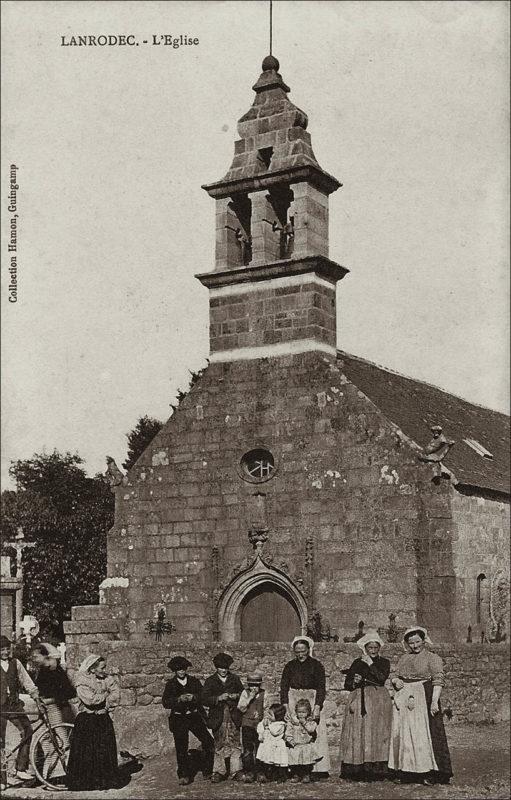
[1,0,509,488]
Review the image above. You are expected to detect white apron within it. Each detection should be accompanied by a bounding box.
[388,680,438,774]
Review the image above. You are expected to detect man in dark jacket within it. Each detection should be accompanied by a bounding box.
[162,657,214,786]
[201,653,243,783]
[0,635,40,786]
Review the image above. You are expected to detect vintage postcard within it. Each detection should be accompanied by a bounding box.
[1,2,509,798]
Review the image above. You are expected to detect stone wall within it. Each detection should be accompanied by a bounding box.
[450,488,510,640]
[64,641,510,758]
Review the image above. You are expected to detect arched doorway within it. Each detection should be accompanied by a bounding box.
[216,554,308,642]
[239,581,301,641]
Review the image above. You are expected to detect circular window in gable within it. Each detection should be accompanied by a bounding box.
[240,448,276,484]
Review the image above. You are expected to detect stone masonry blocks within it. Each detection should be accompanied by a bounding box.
[64,640,510,757]
[85,350,477,643]
[209,282,336,353]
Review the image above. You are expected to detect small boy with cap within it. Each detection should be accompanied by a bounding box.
[237,671,268,783]
[201,653,244,783]
[162,656,214,785]
[0,635,40,786]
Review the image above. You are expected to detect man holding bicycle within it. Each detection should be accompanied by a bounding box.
[0,634,40,786]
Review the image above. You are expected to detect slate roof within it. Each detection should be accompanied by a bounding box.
[337,351,510,496]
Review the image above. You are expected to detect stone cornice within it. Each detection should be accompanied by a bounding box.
[196,255,349,290]
[202,164,341,199]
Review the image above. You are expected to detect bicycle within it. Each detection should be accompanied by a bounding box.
[1,704,74,791]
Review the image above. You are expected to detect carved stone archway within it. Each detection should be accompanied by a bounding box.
[217,554,308,642]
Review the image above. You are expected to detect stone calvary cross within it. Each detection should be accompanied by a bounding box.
[2,527,36,634]
[3,527,36,574]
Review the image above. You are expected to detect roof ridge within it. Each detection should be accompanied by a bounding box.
[336,349,510,420]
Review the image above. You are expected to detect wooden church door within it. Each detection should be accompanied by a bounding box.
[240,582,301,641]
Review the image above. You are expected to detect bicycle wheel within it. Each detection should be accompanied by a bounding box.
[30,723,74,791]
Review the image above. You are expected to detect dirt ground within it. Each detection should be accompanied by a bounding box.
[3,722,510,800]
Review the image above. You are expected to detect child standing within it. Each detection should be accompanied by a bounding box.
[237,672,267,783]
[256,703,288,783]
[285,698,320,783]
[202,653,244,783]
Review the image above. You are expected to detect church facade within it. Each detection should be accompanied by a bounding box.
[67,56,509,651]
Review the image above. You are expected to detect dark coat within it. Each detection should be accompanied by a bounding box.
[0,659,21,707]
[343,656,390,691]
[280,656,327,709]
[162,675,205,718]
[201,672,243,732]
[35,665,76,702]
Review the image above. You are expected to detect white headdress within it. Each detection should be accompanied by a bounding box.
[39,642,61,660]
[291,635,314,654]
[356,629,385,653]
[78,653,102,673]
[402,626,433,651]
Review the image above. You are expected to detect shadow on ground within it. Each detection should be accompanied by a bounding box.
[3,723,510,800]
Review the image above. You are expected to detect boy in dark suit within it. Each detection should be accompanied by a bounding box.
[162,656,213,786]
[201,652,243,783]
[237,672,267,783]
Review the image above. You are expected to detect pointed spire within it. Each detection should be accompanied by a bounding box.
[202,56,341,198]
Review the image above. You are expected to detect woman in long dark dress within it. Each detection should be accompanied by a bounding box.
[339,630,392,781]
[66,654,122,791]
[280,635,330,777]
[389,627,453,785]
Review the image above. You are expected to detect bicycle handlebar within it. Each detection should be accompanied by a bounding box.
[0,709,46,717]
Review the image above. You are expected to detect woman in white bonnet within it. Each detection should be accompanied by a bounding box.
[66,653,122,791]
[389,627,452,785]
[280,636,330,778]
[339,630,392,782]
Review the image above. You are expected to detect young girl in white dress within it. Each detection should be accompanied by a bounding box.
[285,698,320,783]
[256,703,288,783]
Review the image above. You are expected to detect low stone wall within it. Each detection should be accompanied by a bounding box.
[65,640,510,757]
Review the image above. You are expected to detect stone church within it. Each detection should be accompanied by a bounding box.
[67,55,510,655]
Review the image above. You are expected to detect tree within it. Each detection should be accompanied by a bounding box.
[1,451,114,638]
[122,366,207,470]
[169,365,207,413]
[122,415,163,470]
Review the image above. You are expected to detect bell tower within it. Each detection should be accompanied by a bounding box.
[197,55,348,362]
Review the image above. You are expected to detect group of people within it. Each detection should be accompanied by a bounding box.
[163,627,452,787]
[0,635,123,792]
[339,627,452,785]
[1,624,453,791]
[162,636,331,786]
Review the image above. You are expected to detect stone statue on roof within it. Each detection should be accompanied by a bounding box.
[418,425,455,463]
[105,456,125,487]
